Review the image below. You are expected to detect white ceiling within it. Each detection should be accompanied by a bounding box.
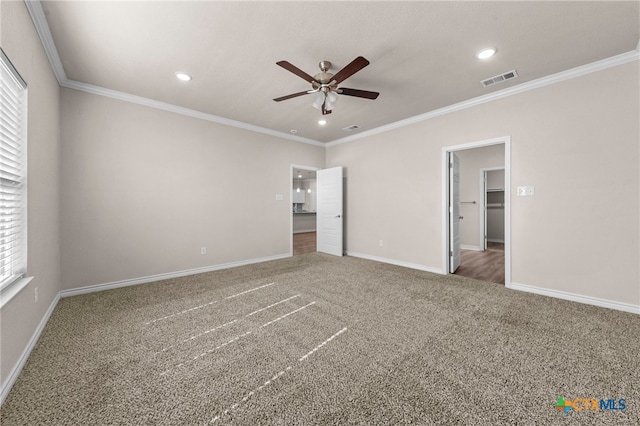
[39,1,640,144]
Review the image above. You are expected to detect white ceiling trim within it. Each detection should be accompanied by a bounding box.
[25,1,640,149]
[25,0,66,85]
[24,0,323,148]
[326,47,640,147]
[61,79,325,147]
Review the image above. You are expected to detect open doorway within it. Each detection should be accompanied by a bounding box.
[291,166,318,255]
[482,168,505,252]
[442,137,511,287]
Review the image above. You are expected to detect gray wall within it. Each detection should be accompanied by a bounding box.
[0,1,62,390]
[60,88,325,290]
[1,0,639,405]
[327,60,640,306]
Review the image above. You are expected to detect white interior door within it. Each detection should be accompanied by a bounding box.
[317,167,343,256]
[450,153,461,272]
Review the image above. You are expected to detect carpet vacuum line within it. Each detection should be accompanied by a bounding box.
[159,331,253,376]
[260,302,316,327]
[144,282,278,325]
[159,299,317,375]
[210,327,348,424]
[155,294,302,354]
[157,319,239,354]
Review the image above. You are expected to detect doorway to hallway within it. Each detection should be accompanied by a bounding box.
[443,137,511,288]
[291,166,318,256]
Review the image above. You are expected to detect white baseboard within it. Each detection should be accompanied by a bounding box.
[346,251,444,275]
[60,253,291,298]
[345,253,638,315]
[2,258,637,409]
[460,245,483,251]
[293,229,316,234]
[510,282,640,314]
[1,292,60,405]
[2,253,292,405]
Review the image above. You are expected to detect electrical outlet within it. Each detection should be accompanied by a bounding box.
[34,287,38,303]
[201,247,207,255]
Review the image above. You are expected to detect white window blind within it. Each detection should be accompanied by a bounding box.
[0,48,27,292]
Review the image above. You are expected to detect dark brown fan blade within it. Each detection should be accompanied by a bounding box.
[273,91,313,102]
[276,61,317,84]
[331,56,370,84]
[339,88,380,100]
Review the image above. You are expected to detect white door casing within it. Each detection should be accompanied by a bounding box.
[442,136,510,287]
[450,152,461,272]
[316,167,343,256]
[483,170,488,251]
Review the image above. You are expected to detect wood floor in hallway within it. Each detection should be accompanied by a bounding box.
[454,243,505,284]
[293,232,316,255]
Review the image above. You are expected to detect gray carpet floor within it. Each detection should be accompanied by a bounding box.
[1,253,639,425]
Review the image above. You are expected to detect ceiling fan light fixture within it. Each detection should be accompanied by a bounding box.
[476,47,497,59]
[274,56,379,115]
[312,92,325,110]
[325,91,338,110]
[175,72,192,81]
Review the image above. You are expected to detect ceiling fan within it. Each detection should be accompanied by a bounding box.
[273,56,380,115]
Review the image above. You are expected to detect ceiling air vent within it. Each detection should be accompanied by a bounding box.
[481,70,518,87]
[342,124,360,132]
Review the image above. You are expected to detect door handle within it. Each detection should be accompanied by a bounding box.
[459,216,464,220]
[335,214,341,218]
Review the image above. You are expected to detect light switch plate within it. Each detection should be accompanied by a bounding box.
[517,186,535,196]
[275,194,284,201]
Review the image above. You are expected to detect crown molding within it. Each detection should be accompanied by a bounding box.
[24,0,324,147]
[26,0,639,149]
[60,79,325,147]
[326,47,640,147]
[25,0,66,85]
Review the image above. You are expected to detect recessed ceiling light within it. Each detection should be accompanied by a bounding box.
[476,48,497,59]
[318,119,327,126]
[290,129,298,134]
[175,72,192,81]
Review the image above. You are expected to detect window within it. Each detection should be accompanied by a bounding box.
[0,48,28,303]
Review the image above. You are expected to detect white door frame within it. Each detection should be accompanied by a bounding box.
[480,166,505,251]
[290,164,320,256]
[441,136,511,288]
